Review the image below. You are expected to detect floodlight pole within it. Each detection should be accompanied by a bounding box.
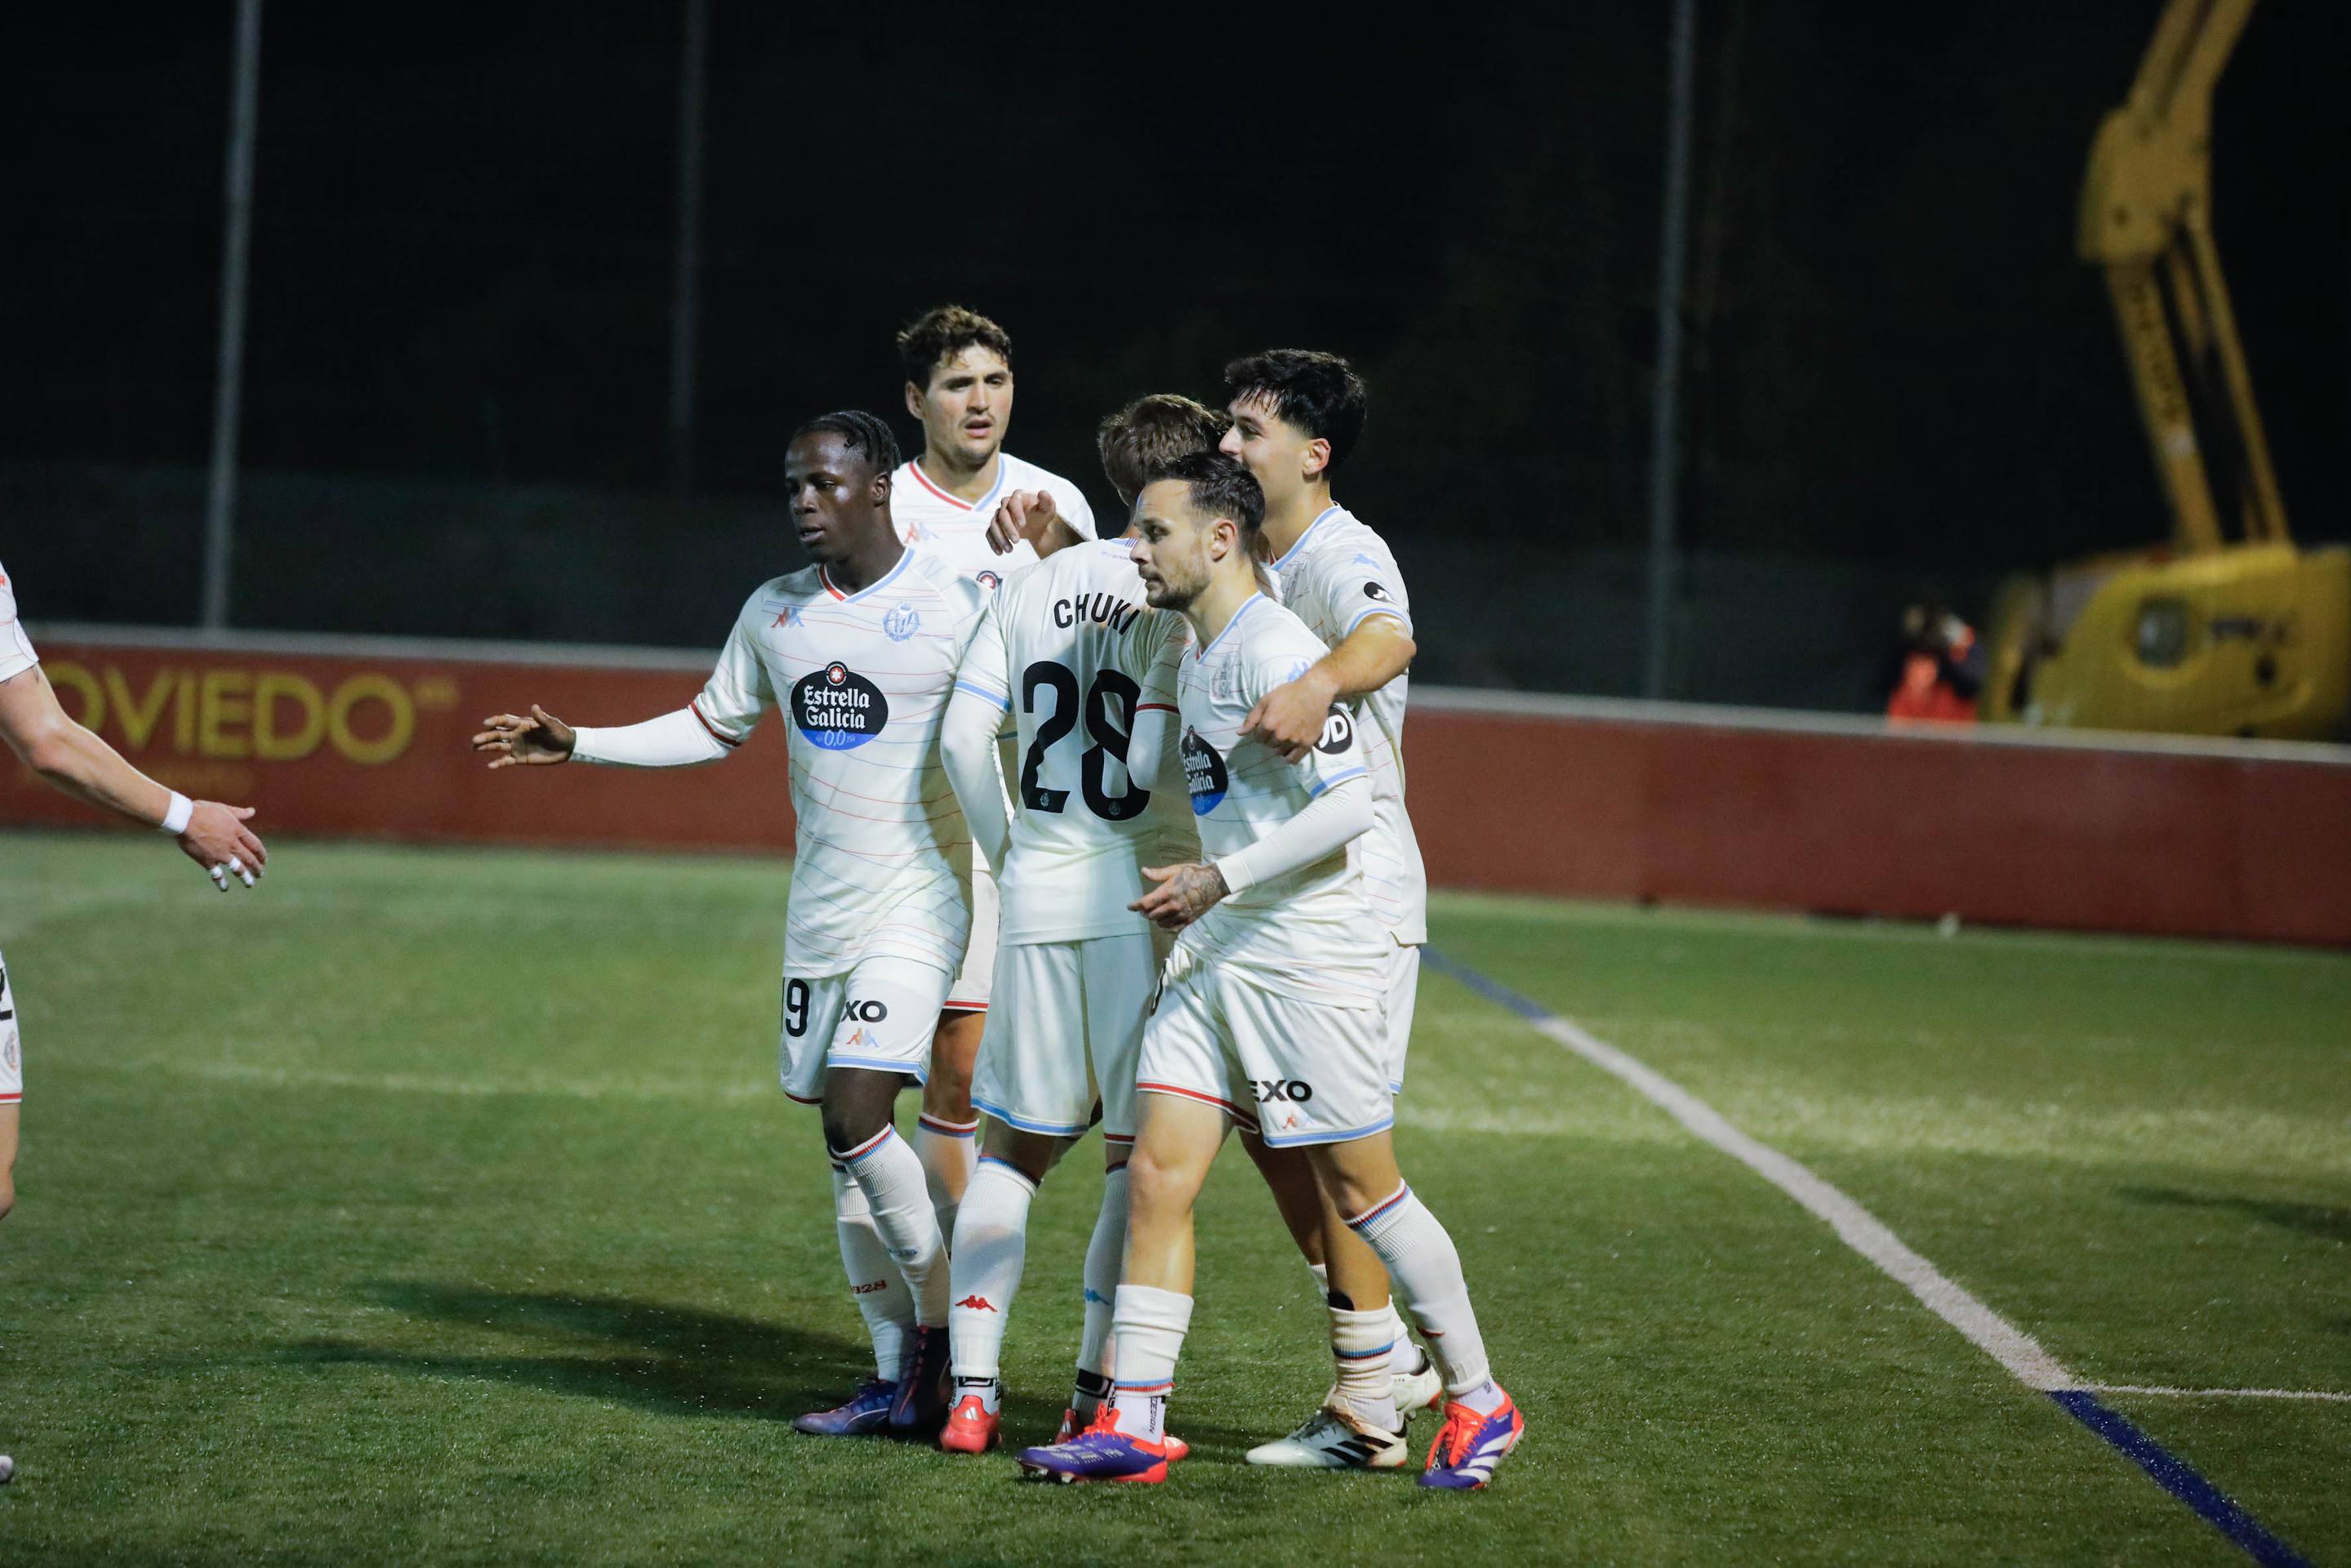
[202,0,262,632]
[1642,0,1699,701]
[667,0,709,494]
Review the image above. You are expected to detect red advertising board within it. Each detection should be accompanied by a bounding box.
[9,630,2349,945]
[5,630,797,853]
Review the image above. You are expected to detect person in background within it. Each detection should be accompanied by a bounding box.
[1887,602,1983,724]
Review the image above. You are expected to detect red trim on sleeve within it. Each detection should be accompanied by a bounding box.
[690,699,743,747]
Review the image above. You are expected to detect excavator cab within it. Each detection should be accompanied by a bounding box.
[1983,0,2350,739]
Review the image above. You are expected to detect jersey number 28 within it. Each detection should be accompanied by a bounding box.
[1019,662,1147,821]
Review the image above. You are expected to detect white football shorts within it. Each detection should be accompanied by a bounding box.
[777,954,953,1104]
[945,862,997,1011]
[0,948,20,1104]
[1385,940,1421,1096]
[972,932,1160,1143]
[1136,949,1391,1149]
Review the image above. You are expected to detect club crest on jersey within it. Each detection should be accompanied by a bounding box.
[791,661,888,750]
[884,602,920,642]
[1181,727,1229,815]
[3,1031,16,1075]
[1316,706,1356,755]
[1363,581,1393,603]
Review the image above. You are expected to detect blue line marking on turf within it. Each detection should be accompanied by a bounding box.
[1424,946,2313,1568]
[2049,1392,2309,1567]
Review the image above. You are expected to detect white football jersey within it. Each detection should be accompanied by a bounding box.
[1267,506,1427,945]
[1173,593,1384,1006]
[892,452,1097,592]
[0,561,37,684]
[693,549,989,976]
[955,539,1195,946]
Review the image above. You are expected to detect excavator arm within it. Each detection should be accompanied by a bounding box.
[2077,0,2289,553]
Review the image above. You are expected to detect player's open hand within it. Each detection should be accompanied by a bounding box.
[985,488,1061,556]
[176,801,266,891]
[473,705,575,768]
[1129,862,1229,931]
[1242,666,1342,763]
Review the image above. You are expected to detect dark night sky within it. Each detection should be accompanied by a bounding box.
[7,2,2346,576]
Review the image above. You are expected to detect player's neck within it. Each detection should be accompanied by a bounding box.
[1180,565,1263,650]
[1256,483,1335,563]
[916,447,1002,504]
[823,529,906,595]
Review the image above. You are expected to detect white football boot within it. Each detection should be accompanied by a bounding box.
[1245,1404,1409,1468]
[1391,1344,1445,1416]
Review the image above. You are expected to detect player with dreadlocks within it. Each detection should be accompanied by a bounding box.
[474,409,991,1439]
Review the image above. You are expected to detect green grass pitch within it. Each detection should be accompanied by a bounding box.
[0,830,2344,1566]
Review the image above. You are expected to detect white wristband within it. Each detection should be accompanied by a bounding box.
[160,791,194,835]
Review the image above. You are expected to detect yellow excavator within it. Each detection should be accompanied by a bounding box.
[1982,0,2349,738]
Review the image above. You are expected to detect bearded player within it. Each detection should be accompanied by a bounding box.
[1015,452,1522,1490]
[473,412,986,1438]
[888,304,1098,1246]
[931,396,1227,1455]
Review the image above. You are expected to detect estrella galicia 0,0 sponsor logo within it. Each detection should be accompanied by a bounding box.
[791,662,888,750]
[1181,727,1228,815]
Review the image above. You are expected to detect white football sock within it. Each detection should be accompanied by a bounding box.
[1346,1183,1494,1398]
[1306,1258,1331,1300]
[1329,1303,1398,1428]
[1106,1283,1191,1443]
[835,1126,950,1328]
[830,1161,911,1380]
[947,1157,1036,1385]
[1075,1164,1129,1410]
[915,1114,978,1245]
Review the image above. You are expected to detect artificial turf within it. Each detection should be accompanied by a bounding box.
[0,831,2342,1565]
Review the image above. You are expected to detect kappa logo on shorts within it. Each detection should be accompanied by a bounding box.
[790,662,889,750]
[1316,706,1356,755]
[1252,1079,1315,1103]
[1181,727,1229,815]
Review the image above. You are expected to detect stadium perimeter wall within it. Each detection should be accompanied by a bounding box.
[8,627,2348,947]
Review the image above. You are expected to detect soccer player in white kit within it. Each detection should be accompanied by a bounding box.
[888,305,1098,1247]
[931,397,1227,1457]
[1014,453,1521,1490]
[471,412,987,1440]
[1217,350,1444,1465]
[0,559,269,1221]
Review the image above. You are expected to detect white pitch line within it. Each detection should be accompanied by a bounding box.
[2087,1385,2351,1404]
[1507,1003,2081,1390]
[1481,990,2351,1405]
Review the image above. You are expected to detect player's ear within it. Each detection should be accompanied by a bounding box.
[1302,437,1332,482]
[903,381,925,419]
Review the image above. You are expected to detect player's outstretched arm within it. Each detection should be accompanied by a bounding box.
[474,704,735,769]
[985,489,1084,561]
[1242,617,1415,762]
[0,667,267,889]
